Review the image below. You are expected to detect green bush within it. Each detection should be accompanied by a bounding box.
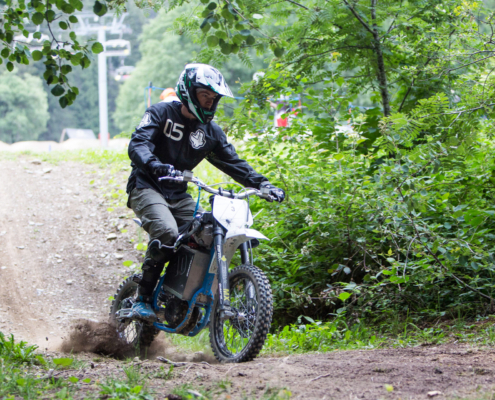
[226,79,495,325]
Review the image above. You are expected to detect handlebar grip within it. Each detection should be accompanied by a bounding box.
[172,170,183,178]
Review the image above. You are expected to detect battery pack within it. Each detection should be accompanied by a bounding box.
[162,245,211,301]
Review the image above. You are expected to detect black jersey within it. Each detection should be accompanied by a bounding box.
[126,101,268,204]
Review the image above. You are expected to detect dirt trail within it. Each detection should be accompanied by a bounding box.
[0,157,138,348]
[2,156,495,399]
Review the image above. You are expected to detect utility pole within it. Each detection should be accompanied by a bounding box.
[71,13,131,148]
[14,14,131,148]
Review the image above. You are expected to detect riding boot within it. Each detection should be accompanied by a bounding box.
[131,240,175,322]
[138,258,165,297]
[130,258,164,322]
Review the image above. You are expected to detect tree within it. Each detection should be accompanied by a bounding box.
[0,71,49,143]
[113,7,200,132]
[113,6,265,133]
[161,0,495,322]
[0,0,104,108]
[168,1,493,119]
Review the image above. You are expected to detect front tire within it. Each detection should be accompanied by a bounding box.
[109,276,158,352]
[209,264,273,363]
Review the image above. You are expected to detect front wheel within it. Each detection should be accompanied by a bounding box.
[209,264,273,363]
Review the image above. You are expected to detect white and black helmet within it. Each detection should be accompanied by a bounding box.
[176,63,234,123]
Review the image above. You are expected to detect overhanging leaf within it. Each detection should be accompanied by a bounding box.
[91,42,104,54]
[32,12,44,25]
[51,85,65,96]
[93,0,107,16]
[206,35,219,47]
[32,50,43,61]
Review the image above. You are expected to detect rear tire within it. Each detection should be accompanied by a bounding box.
[209,264,273,363]
[109,276,158,352]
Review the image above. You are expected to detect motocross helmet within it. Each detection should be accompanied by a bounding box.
[176,63,234,123]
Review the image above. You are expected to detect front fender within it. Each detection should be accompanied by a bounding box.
[226,227,268,241]
[223,228,269,267]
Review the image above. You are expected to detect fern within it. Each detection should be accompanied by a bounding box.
[238,51,254,68]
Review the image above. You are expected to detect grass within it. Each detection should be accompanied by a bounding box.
[0,331,78,399]
[257,314,495,356]
[0,331,168,400]
[171,382,293,400]
[99,378,153,400]
[0,148,130,168]
[168,329,212,354]
[0,328,293,399]
[4,317,495,399]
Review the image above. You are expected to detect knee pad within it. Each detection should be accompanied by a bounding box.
[148,239,175,263]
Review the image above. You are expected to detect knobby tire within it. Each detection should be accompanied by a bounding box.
[209,264,273,363]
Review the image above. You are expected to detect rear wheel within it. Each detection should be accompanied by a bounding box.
[109,276,158,352]
[209,264,273,363]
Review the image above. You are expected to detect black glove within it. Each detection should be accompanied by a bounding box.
[147,161,175,177]
[260,182,285,203]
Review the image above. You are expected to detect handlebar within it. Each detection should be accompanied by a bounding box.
[158,170,275,202]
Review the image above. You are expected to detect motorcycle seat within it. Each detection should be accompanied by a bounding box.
[133,218,193,237]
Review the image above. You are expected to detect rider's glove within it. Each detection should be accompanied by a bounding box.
[147,160,175,177]
[260,182,285,203]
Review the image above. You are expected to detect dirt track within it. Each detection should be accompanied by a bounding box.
[0,157,137,348]
[1,155,495,399]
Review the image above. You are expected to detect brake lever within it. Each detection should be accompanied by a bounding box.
[158,176,183,182]
[259,186,275,202]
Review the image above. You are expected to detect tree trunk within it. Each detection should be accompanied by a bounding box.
[371,0,392,117]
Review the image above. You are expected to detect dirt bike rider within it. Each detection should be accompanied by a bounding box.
[126,63,285,322]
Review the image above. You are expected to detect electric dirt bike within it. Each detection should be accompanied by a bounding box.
[110,170,275,363]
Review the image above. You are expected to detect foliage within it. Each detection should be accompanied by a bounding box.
[229,74,495,324]
[0,0,148,116]
[113,7,200,132]
[0,71,49,143]
[41,56,121,140]
[0,0,106,108]
[167,0,495,118]
[158,0,495,324]
[113,6,265,134]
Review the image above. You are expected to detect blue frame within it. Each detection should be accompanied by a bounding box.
[151,248,216,337]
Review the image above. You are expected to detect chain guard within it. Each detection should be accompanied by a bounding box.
[178,306,201,336]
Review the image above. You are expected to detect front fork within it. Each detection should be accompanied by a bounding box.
[239,242,250,264]
[213,225,235,319]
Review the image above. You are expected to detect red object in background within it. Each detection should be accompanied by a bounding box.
[276,110,299,127]
[98,133,110,140]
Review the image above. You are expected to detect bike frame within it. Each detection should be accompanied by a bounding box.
[151,195,268,337]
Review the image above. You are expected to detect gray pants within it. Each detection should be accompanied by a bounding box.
[129,188,203,297]
[129,188,203,248]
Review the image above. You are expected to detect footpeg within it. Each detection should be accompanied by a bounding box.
[116,308,133,320]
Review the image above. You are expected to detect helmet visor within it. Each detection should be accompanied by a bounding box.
[186,63,234,98]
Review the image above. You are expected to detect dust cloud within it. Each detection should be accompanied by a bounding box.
[60,319,138,359]
[59,318,217,363]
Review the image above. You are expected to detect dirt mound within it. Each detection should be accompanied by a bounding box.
[61,319,137,359]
